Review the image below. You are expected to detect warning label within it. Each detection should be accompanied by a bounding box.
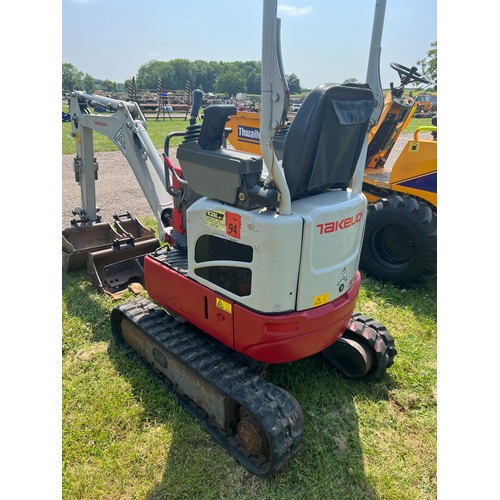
[312,293,330,307]
[216,298,232,314]
[205,210,225,231]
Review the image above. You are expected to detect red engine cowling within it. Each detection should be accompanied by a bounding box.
[144,254,361,364]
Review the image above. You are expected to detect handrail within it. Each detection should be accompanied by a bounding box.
[414,126,438,141]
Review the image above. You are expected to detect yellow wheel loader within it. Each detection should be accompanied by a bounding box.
[227,62,437,287]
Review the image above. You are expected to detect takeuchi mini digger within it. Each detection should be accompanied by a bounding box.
[62,0,396,476]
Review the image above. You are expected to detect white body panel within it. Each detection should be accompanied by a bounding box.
[186,189,366,314]
[292,190,367,311]
[187,198,303,313]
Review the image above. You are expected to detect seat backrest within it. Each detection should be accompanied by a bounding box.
[282,83,374,200]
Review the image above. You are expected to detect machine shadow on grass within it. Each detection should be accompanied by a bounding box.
[61,270,422,497]
[146,355,394,498]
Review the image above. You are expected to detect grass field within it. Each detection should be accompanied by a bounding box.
[62,112,433,155]
[61,108,437,498]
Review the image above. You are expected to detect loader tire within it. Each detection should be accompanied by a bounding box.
[360,195,436,287]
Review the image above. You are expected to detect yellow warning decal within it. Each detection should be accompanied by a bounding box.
[312,293,330,307]
[408,141,420,153]
[205,210,225,231]
[216,297,232,314]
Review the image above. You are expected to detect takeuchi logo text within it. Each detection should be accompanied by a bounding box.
[316,212,363,234]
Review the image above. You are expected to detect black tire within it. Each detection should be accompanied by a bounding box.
[360,195,436,287]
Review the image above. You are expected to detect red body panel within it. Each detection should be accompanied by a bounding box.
[144,255,361,364]
[171,164,186,235]
[145,256,234,347]
[234,273,360,363]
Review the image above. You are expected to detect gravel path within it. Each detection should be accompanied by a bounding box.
[62,134,420,228]
[62,149,178,228]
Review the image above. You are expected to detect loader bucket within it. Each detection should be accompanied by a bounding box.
[87,238,160,295]
[62,222,123,272]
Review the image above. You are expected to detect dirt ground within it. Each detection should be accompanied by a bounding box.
[62,148,179,228]
[61,134,418,228]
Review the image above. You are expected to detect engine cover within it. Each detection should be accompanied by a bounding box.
[186,198,303,313]
[291,190,367,311]
[186,190,366,314]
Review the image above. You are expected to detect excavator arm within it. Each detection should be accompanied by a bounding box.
[69,91,172,240]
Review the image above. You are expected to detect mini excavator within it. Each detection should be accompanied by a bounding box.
[63,0,396,476]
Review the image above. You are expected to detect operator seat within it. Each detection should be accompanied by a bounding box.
[177,83,374,210]
[282,83,374,200]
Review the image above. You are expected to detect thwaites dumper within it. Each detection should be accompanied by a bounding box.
[361,63,437,287]
[63,0,396,476]
[228,65,437,288]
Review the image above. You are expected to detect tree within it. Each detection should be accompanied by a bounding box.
[214,70,246,96]
[82,73,95,93]
[62,63,84,92]
[286,73,301,94]
[191,60,220,92]
[136,60,169,90]
[417,41,437,88]
[101,80,117,92]
[246,69,261,95]
[167,59,193,90]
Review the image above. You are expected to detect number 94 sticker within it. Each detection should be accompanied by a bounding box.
[225,211,241,239]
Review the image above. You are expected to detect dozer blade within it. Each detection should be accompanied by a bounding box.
[87,238,160,295]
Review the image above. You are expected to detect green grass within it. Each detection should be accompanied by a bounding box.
[62,216,437,499]
[62,109,433,155]
[62,115,192,155]
[403,117,434,135]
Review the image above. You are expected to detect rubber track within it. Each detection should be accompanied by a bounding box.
[110,297,303,477]
[345,313,397,381]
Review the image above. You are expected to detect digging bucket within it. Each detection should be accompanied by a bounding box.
[62,222,123,272]
[87,238,161,295]
[62,214,160,295]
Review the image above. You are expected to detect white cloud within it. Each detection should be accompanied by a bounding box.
[278,5,314,16]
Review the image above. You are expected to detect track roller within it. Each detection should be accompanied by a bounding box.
[323,313,397,381]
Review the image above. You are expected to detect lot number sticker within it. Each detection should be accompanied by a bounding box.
[225,212,241,239]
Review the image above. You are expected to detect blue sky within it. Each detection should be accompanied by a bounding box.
[62,0,437,90]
